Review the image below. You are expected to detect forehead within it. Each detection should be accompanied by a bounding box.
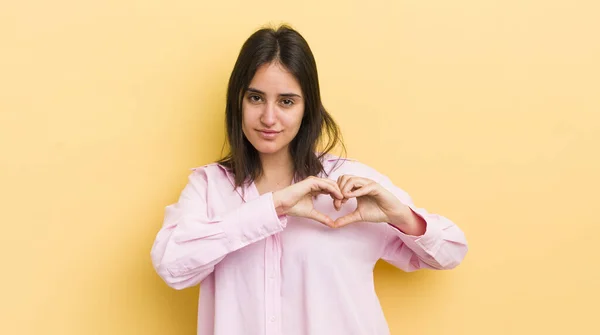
[248,62,301,93]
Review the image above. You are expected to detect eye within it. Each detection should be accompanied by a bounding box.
[248,94,263,103]
[281,99,294,106]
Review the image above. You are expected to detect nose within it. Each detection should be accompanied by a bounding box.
[260,102,277,127]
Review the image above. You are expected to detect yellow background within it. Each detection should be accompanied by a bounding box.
[2,0,599,334]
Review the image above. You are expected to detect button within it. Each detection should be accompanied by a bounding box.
[269,274,274,279]
[270,316,276,322]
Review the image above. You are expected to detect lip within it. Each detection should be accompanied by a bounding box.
[257,129,281,139]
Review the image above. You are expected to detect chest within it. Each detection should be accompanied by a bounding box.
[211,190,387,270]
[279,195,386,266]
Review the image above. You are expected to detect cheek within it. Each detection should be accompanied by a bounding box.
[282,106,304,129]
[241,105,257,127]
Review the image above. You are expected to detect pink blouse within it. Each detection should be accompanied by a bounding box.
[150,155,468,335]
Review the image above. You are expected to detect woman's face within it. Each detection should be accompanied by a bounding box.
[242,62,305,157]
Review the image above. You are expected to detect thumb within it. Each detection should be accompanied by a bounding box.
[306,208,335,228]
[334,210,362,228]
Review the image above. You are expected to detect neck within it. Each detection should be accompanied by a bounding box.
[258,150,295,185]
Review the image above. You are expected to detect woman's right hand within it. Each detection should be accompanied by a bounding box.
[272,176,344,227]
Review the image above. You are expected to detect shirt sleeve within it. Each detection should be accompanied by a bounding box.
[150,167,287,289]
[372,169,468,272]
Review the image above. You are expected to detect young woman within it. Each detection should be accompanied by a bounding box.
[151,25,468,335]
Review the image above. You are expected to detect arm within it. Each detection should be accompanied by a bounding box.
[150,167,287,290]
[378,174,468,272]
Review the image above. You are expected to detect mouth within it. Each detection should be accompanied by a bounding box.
[257,129,282,139]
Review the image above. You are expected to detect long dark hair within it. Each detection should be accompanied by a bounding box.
[217,24,345,187]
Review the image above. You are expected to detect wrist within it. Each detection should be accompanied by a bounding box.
[272,191,286,216]
[386,204,411,226]
[387,205,427,236]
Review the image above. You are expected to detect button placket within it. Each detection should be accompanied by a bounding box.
[264,233,282,334]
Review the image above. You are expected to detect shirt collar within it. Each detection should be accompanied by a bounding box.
[209,153,353,202]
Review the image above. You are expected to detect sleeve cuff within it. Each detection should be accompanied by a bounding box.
[387,204,444,256]
[220,192,287,249]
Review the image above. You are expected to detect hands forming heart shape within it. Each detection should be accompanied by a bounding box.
[272,175,410,229]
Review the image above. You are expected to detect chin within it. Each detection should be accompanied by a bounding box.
[251,141,287,155]
[255,146,282,155]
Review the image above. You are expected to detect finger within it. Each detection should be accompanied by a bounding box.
[334,210,362,228]
[341,177,369,198]
[311,179,342,210]
[322,178,344,202]
[311,188,343,209]
[323,177,340,189]
[324,177,343,210]
[346,182,378,198]
[333,198,342,211]
[336,175,352,205]
[337,175,351,196]
[311,189,336,196]
[306,208,335,228]
[312,178,343,200]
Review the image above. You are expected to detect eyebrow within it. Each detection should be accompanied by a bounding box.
[246,87,302,99]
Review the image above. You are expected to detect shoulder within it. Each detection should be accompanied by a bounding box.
[189,161,228,174]
[186,162,234,185]
[320,153,387,182]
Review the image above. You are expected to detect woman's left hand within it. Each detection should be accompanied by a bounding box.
[333,175,414,229]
